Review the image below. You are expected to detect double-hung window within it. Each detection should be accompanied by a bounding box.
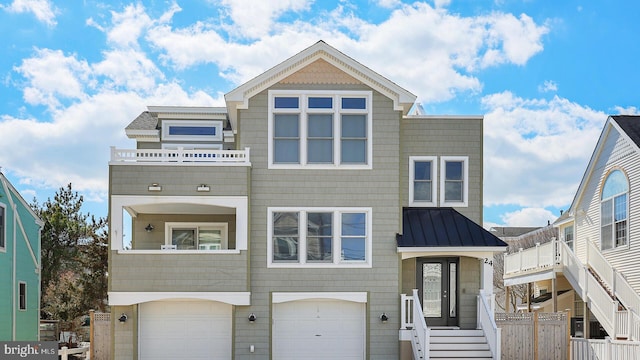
[564,226,574,251]
[269,90,372,169]
[440,156,468,207]
[409,156,437,206]
[268,207,372,267]
[601,169,629,251]
[165,222,228,250]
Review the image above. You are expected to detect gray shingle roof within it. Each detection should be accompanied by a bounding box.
[125,111,158,131]
[612,115,640,147]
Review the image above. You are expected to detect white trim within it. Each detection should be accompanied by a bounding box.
[161,143,223,150]
[268,90,373,170]
[398,247,506,260]
[439,156,469,207]
[161,120,223,142]
[272,292,367,304]
[110,195,248,251]
[409,156,437,207]
[117,249,241,255]
[108,291,251,306]
[267,207,372,268]
[503,270,556,287]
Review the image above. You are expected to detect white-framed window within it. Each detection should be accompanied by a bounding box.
[0,204,5,250]
[165,222,228,250]
[440,156,469,207]
[409,156,437,207]
[268,90,373,169]
[601,169,629,251]
[19,282,26,310]
[161,120,223,142]
[564,225,574,251]
[267,207,372,268]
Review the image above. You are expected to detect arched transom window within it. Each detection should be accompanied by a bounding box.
[601,169,629,250]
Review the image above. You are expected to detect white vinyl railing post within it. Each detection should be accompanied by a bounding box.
[519,248,523,272]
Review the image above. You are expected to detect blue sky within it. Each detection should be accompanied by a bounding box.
[0,0,638,228]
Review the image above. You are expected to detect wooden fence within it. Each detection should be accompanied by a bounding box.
[90,311,111,360]
[496,312,569,360]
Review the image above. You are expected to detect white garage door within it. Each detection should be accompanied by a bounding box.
[273,299,366,360]
[139,300,231,360]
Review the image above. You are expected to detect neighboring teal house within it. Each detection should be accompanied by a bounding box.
[0,170,44,340]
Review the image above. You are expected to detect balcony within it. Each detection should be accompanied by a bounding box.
[110,146,251,166]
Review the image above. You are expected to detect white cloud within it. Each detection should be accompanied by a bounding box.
[148,2,549,103]
[538,80,558,93]
[14,48,91,109]
[218,0,312,39]
[482,91,606,208]
[2,0,58,26]
[500,207,557,227]
[613,106,640,115]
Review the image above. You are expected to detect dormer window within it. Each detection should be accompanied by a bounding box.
[268,90,372,169]
[162,120,223,142]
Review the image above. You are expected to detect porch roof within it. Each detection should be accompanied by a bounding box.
[397,207,508,248]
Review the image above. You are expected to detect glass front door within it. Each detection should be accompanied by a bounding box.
[418,257,459,327]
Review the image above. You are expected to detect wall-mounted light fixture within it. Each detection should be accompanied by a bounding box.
[197,184,210,192]
[248,313,257,323]
[145,224,154,232]
[118,313,128,323]
[379,313,388,323]
[148,183,162,191]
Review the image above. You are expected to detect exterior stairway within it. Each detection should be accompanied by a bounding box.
[429,329,492,359]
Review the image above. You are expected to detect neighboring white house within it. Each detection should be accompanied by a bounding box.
[504,115,640,340]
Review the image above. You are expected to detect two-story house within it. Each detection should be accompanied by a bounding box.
[0,170,43,340]
[504,115,640,341]
[108,41,507,360]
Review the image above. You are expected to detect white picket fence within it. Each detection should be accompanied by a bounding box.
[59,345,90,359]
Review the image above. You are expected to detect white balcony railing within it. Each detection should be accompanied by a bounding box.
[110,146,251,165]
[504,238,640,340]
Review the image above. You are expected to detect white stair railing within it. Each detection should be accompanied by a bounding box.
[477,290,501,360]
[401,290,429,360]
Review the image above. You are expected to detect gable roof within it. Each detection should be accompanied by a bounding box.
[397,207,507,248]
[561,115,640,220]
[224,40,417,131]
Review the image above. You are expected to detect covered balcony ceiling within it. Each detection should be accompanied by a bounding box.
[125,203,235,216]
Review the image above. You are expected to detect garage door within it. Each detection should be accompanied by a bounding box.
[139,300,231,360]
[273,299,365,360]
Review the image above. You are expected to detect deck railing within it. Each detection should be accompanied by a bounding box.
[571,337,640,360]
[110,146,251,165]
[477,290,501,360]
[504,239,640,340]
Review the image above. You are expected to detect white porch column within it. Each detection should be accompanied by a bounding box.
[481,257,494,295]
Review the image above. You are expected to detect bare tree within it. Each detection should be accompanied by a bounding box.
[493,225,558,312]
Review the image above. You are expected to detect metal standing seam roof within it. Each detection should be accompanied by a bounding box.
[397,207,508,248]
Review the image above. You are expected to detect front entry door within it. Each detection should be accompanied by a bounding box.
[418,257,459,327]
